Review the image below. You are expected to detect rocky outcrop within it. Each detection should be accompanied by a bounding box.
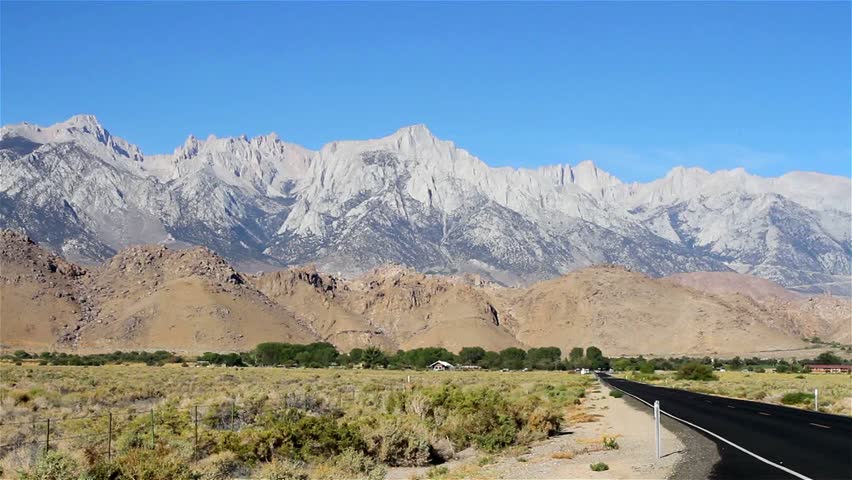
[4,232,848,355]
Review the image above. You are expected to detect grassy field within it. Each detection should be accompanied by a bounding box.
[626,370,852,416]
[0,363,592,479]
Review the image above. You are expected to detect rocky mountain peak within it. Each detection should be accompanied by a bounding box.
[62,113,104,132]
[1,115,849,295]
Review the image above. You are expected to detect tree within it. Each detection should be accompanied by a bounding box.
[638,362,655,374]
[499,348,527,370]
[675,362,717,381]
[349,348,365,364]
[611,358,633,372]
[585,346,607,370]
[729,356,743,371]
[526,347,562,370]
[569,347,585,365]
[480,351,502,369]
[775,359,791,373]
[815,351,842,365]
[252,342,340,367]
[458,347,487,366]
[361,347,388,369]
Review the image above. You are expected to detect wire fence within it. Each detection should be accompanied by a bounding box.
[0,385,405,469]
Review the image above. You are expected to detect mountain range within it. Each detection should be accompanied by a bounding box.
[3,229,848,356]
[1,115,850,295]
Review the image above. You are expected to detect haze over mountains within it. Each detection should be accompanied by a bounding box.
[3,229,848,356]
[1,115,850,296]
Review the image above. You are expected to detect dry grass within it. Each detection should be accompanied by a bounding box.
[0,364,592,475]
[568,411,602,423]
[551,450,575,459]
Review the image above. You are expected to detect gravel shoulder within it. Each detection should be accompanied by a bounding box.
[387,378,715,479]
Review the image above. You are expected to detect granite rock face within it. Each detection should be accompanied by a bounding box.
[2,115,849,294]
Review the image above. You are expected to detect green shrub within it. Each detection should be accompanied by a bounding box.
[602,436,619,450]
[748,390,767,400]
[254,459,308,480]
[112,447,194,480]
[215,410,365,463]
[675,363,718,381]
[590,462,609,472]
[426,466,450,479]
[609,390,623,398]
[19,451,80,480]
[428,386,520,452]
[781,392,814,405]
[312,449,386,480]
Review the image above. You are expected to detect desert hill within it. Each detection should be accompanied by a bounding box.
[2,230,847,356]
[0,230,88,349]
[666,271,851,344]
[500,266,808,356]
[251,265,521,353]
[1,231,318,353]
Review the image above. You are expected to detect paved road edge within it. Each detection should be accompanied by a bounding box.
[598,374,812,480]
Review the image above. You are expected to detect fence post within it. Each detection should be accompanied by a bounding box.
[814,388,819,411]
[45,418,50,455]
[150,409,155,449]
[653,400,661,459]
[108,412,113,462]
[231,401,236,431]
[194,405,199,460]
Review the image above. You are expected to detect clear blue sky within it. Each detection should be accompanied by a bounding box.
[2,1,849,181]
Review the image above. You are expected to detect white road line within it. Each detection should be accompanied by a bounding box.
[809,423,830,429]
[727,405,736,409]
[758,412,771,416]
[602,377,813,480]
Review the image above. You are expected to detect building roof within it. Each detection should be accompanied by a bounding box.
[809,364,852,369]
[429,360,455,368]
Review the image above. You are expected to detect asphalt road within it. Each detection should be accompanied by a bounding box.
[599,374,852,480]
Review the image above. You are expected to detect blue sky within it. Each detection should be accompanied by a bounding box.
[1,1,849,182]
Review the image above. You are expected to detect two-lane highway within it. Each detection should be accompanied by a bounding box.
[599,374,852,480]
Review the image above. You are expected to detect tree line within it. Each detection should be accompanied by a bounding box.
[610,350,850,375]
[246,343,609,370]
[5,350,183,366]
[4,344,612,371]
[7,347,845,373]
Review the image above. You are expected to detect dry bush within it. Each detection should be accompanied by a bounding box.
[568,411,601,423]
[194,451,248,480]
[551,449,575,459]
[364,418,431,467]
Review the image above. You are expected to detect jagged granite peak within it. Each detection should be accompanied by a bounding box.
[1,115,850,295]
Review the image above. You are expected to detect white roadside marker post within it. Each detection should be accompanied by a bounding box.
[654,400,661,459]
[814,388,819,411]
